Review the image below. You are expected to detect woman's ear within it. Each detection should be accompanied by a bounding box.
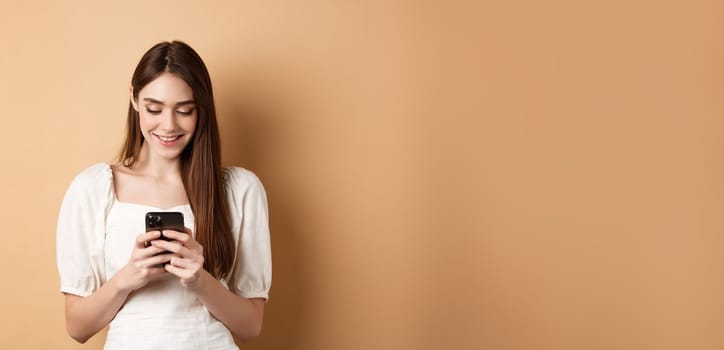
[130,85,139,112]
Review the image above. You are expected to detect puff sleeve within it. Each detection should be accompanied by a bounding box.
[224,167,272,301]
[56,163,114,297]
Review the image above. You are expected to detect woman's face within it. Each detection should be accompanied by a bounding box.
[132,72,198,162]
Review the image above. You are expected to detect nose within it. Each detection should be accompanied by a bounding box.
[158,110,178,131]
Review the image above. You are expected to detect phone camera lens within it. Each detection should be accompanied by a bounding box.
[147,214,163,227]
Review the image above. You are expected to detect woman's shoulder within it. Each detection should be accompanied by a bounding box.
[222,166,268,218]
[70,163,112,183]
[223,166,265,193]
[65,163,113,194]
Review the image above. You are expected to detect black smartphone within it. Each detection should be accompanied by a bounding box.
[145,212,185,240]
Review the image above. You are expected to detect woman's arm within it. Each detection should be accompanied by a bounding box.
[64,278,130,343]
[65,230,172,343]
[153,230,265,341]
[189,271,265,341]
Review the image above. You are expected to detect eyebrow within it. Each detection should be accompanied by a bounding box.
[142,98,196,106]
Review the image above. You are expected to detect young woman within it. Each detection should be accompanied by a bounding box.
[56,41,271,349]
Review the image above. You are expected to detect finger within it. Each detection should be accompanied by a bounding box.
[132,244,167,260]
[164,263,185,277]
[164,263,195,280]
[161,229,190,243]
[136,231,162,248]
[162,230,202,253]
[145,266,168,277]
[151,240,193,257]
[169,256,197,269]
[136,253,174,268]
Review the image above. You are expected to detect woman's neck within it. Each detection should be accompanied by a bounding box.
[132,144,183,181]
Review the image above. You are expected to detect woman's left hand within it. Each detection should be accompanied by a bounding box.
[150,228,205,288]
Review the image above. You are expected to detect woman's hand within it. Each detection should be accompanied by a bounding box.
[150,228,205,288]
[113,230,172,293]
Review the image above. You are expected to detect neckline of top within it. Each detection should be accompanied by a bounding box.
[112,200,191,211]
[103,163,192,211]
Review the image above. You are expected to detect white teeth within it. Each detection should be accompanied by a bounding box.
[157,135,181,141]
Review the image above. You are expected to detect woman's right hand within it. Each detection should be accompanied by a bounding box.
[113,230,172,293]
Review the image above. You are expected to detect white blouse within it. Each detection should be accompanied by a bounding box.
[56,163,272,349]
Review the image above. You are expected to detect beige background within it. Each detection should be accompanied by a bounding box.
[1,0,724,349]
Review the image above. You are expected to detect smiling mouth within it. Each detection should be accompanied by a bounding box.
[152,133,183,144]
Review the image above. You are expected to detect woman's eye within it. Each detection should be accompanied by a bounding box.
[145,107,161,114]
[177,109,195,116]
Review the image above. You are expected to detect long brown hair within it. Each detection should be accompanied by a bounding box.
[118,41,234,281]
